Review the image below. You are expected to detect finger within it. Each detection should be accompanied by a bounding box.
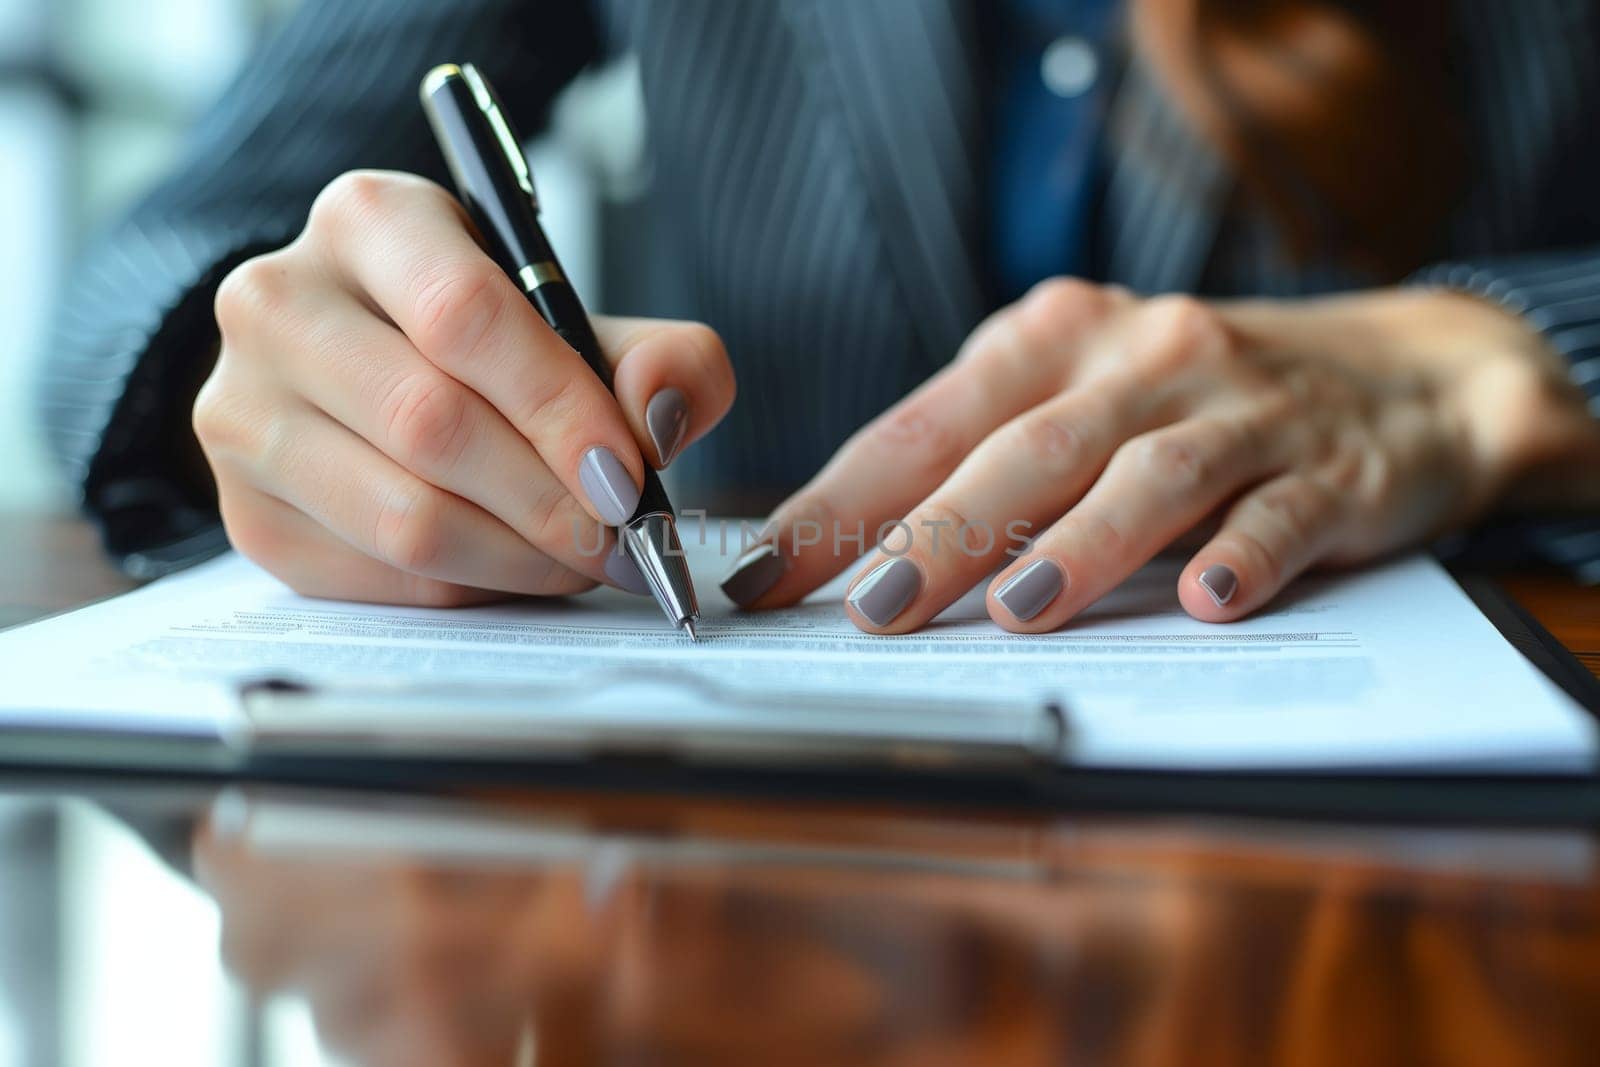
[838,371,1170,633]
[262,292,617,580]
[1178,472,1350,622]
[217,482,505,607]
[985,412,1292,632]
[599,317,736,469]
[218,402,599,597]
[720,281,1122,610]
[310,171,644,525]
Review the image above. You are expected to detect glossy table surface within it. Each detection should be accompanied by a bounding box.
[1,512,1598,1067]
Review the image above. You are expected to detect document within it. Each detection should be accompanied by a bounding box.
[0,527,1592,772]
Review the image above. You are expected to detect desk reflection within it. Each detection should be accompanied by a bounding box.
[189,790,1600,1067]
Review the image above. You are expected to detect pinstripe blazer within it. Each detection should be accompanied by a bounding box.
[40,0,1600,577]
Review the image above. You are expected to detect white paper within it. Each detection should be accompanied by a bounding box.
[0,528,1593,772]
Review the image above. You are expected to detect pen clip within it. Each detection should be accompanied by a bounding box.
[423,62,540,211]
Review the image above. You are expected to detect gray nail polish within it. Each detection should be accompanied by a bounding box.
[1198,563,1238,606]
[579,447,640,526]
[720,542,787,608]
[604,545,651,596]
[994,558,1064,622]
[645,388,690,467]
[848,557,922,628]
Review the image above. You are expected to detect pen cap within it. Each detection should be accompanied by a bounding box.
[419,63,554,276]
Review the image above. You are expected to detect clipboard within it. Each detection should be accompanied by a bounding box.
[3,568,1598,824]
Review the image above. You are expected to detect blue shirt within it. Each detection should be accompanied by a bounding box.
[990,0,1120,303]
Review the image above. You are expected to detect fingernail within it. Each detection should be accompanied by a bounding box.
[604,545,651,596]
[579,447,640,526]
[1198,564,1238,606]
[645,387,690,467]
[848,557,922,628]
[994,558,1065,622]
[720,542,787,608]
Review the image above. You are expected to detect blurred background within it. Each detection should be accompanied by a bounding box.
[0,0,639,515]
[0,8,340,1061]
[0,2,636,1062]
[0,0,273,512]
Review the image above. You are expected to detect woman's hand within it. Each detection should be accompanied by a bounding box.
[194,170,735,606]
[726,280,1600,633]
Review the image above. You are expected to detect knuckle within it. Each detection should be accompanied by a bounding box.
[192,376,267,460]
[512,370,587,439]
[1322,448,1366,495]
[1230,480,1340,586]
[866,402,969,481]
[311,170,396,231]
[1008,278,1111,370]
[190,376,230,452]
[524,484,588,555]
[1007,412,1085,482]
[372,485,448,574]
[910,500,977,557]
[214,252,290,334]
[381,373,474,470]
[411,260,506,359]
[1115,429,1216,494]
[1134,295,1228,377]
[310,171,452,240]
[1231,409,1275,462]
[1248,485,1321,554]
[1251,381,1303,423]
[1021,277,1107,332]
[217,503,280,570]
[1230,529,1286,589]
[1145,294,1220,342]
[1356,450,1400,513]
[1065,511,1129,560]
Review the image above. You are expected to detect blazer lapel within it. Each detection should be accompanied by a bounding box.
[783,0,988,369]
[782,0,1230,362]
[1100,55,1230,294]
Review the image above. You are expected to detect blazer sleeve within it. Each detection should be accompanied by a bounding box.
[1414,248,1600,582]
[1415,248,1600,416]
[39,0,601,577]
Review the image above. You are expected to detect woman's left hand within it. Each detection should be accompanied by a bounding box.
[725,281,1600,633]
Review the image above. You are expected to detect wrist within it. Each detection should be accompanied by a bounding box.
[1402,291,1600,510]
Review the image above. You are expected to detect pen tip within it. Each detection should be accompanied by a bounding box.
[683,618,698,642]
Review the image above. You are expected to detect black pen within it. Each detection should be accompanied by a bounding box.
[420,62,699,639]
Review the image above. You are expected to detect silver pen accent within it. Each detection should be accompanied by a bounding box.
[621,512,700,639]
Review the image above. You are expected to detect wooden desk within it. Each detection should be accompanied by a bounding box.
[1499,572,1600,680]
[4,511,1600,1066]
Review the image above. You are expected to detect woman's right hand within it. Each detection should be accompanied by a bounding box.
[193,170,735,606]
